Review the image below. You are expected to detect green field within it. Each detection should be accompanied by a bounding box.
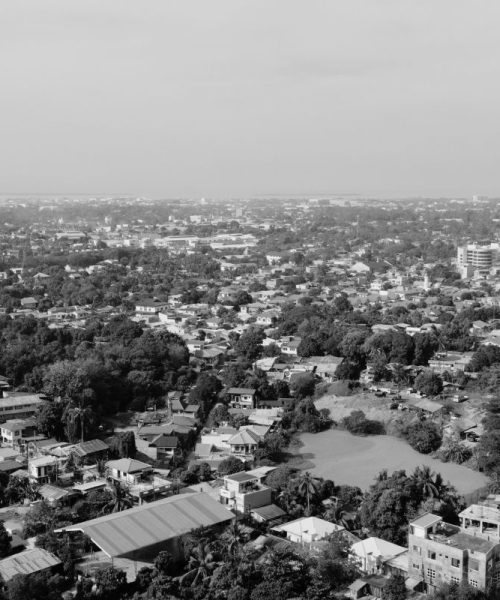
[294,429,488,496]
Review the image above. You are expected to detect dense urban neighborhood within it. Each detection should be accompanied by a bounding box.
[0,195,499,599]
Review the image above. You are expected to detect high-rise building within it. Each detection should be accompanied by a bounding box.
[457,242,494,269]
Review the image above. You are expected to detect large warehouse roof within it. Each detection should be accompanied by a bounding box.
[59,492,233,558]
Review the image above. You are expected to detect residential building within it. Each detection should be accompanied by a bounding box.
[227,388,256,409]
[106,458,153,486]
[272,517,344,545]
[351,537,407,575]
[0,419,37,447]
[227,428,261,456]
[219,471,272,513]
[407,512,500,592]
[28,455,59,484]
[0,393,45,422]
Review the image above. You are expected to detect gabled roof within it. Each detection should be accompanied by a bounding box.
[149,434,178,449]
[58,492,233,558]
[106,458,152,474]
[72,439,109,457]
[0,548,61,583]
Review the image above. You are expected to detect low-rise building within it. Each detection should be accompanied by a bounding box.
[219,471,272,513]
[227,388,256,409]
[407,512,500,592]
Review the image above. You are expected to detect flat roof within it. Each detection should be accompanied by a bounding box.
[59,492,233,558]
[411,513,442,529]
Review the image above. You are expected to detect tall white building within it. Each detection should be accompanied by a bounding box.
[457,243,494,269]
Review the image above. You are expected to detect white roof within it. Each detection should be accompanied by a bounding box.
[272,516,344,539]
[351,537,407,561]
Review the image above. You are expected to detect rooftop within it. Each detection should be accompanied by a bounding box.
[59,492,233,558]
[0,548,61,583]
[410,513,443,529]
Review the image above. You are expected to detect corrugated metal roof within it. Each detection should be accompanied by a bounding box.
[60,492,233,557]
[72,439,109,457]
[0,548,61,582]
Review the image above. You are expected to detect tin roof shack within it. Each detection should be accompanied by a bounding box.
[0,548,61,584]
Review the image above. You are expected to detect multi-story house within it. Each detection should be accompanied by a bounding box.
[407,512,500,592]
[227,388,256,409]
[219,471,272,513]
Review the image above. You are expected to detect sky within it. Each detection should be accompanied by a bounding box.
[1,1,500,199]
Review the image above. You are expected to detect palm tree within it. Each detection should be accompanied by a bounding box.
[182,541,219,587]
[63,402,94,443]
[221,519,246,559]
[102,482,134,514]
[295,471,321,515]
[412,466,439,499]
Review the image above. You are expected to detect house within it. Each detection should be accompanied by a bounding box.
[135,298,169,315]
[70,439,109,463]
[0,548,61,583]
[272,517,344,545]
[106,458,153,486]
[28,455,59,484]
[227,428,261,456]
[219,471,272,513]
[38,484,79,508]
[146,434,179,461]
[0,392,45,422]
[20,297,37,309]
[59,492,234,561]
[0,419,37,448]
[350,537,407,575]
[227,388,256,409]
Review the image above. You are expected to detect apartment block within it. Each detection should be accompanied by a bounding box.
[408,513,500,592]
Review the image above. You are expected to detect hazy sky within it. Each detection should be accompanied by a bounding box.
[2,1,500,198]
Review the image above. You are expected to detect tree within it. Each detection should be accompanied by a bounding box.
[414,371,443,396]
[63,401,95,444]
[341,410,385,435]
[295,471,321,514]
[218,456,245,476]
[102,482,133,514]
[405,421,442,454]
[94,566,128,600]
[107,431,136,459]
[182,541,219,587]
[383,573,407,600]
[234,327,265,361]
[35,401,65,441]
[153,550,174,576]
[290,373,316,400]
[0,521,10,558]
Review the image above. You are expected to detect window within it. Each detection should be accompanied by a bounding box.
[469,559,479,572]
[413,545,421,555]
[428,551,437,560]
[427,569,436,579]
[451,577,460,585]
[413,563,420,570]
[451,558,460,568]
[469,580,478,588]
